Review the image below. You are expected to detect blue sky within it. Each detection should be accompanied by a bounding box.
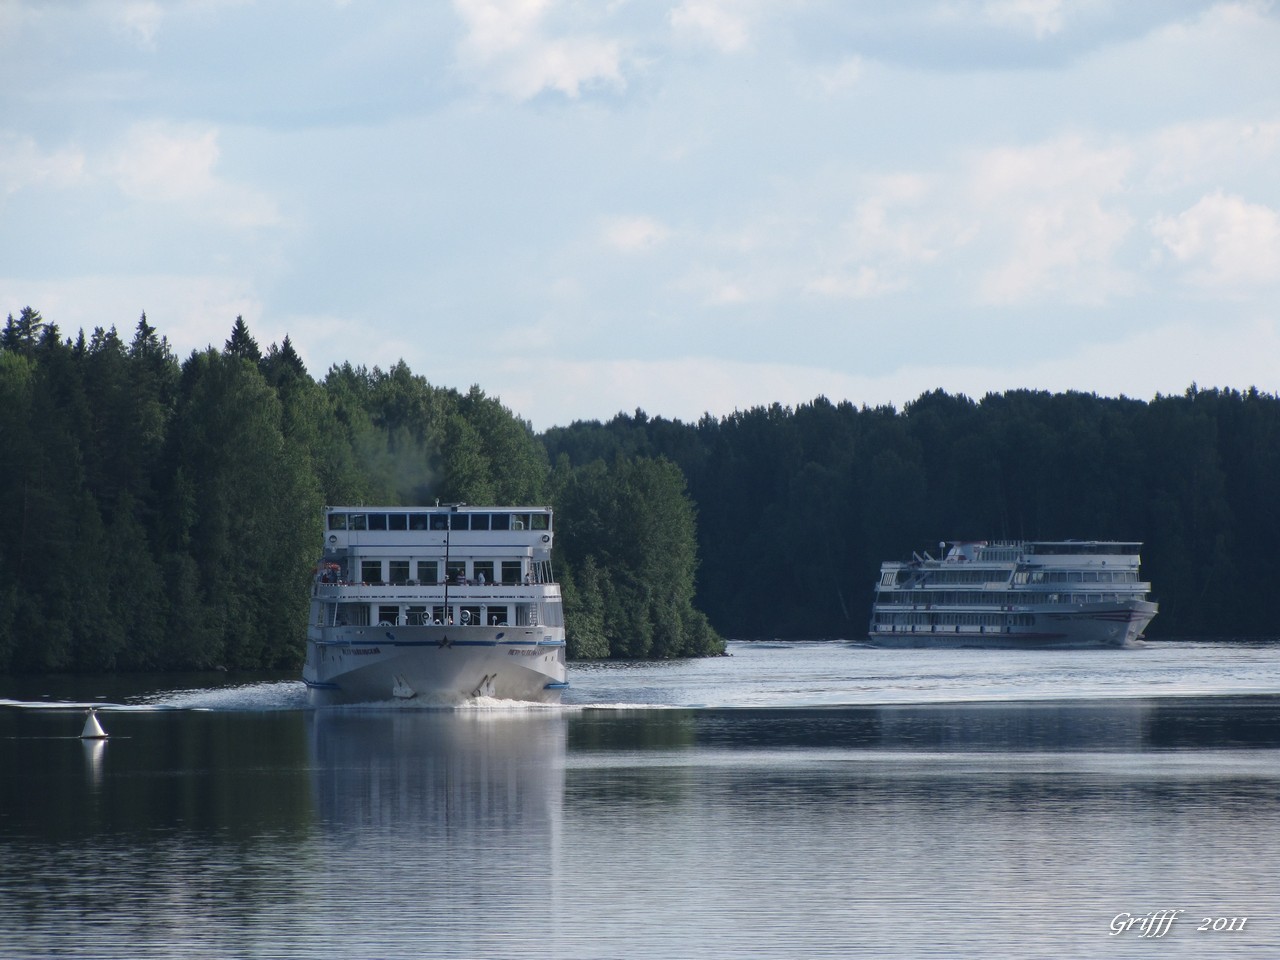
[3,1,1278,429]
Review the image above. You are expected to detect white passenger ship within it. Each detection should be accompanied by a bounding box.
[868,540,1158,649]
[302,505,568,704]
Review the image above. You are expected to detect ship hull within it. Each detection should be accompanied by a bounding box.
[303,624,567,706]
[867,599,1158,650]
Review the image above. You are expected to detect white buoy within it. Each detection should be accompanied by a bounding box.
[80,708,108,740]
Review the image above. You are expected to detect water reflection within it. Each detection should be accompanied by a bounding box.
[81,736,106,790]
[570,697,1280,757]
[3,694,1279,959]
[308,708,567,835]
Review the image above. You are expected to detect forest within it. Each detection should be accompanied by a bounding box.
[0,308,717,673]
[3,307,1278,673]
[545,386,1280,641]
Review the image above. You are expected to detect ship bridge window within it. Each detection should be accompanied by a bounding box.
[388,514,407,531]
[511,514,530,530]
[328,513,348,530]
[450,514,470,531]
[409,514,430,531]
[490,513,511,531]
[470,514,491,531]
[530,513,550,531]
[430,514,449,531]
[349,514,367,530]
[368,514,388,531]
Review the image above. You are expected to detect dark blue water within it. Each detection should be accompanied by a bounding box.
[3,641,1279,958]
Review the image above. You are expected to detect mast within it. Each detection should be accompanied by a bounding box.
[443,502,464,623]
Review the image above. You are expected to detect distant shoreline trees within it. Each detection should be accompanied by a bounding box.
[545,387,1280,641]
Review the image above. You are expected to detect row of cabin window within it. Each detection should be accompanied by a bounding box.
[357,559,524,585]
[1027,543,1140,556]
[879,590,1141,606]
[334,603,565,628]
[327,511,550,532]
[384,605,510,626]
[335,604,513,627]
[874,612,1036,627]
[1020,570,1139,584]
[897,569,1140,586]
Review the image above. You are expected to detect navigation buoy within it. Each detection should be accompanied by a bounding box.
[80,708,108,740]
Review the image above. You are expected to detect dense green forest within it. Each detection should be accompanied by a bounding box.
[4,307,1278,673]
[545,388,1280,640]
[0,308,719,672]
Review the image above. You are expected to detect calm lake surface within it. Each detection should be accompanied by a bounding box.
[3,640,1280,959]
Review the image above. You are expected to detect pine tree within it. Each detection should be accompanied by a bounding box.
[224,315,262,362]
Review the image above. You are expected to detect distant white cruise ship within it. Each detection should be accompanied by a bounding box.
[868,540,1158,649]
[302,504,568,704]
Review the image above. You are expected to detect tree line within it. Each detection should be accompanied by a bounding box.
[5,307,1276,674]
[0,309,720,673]
[545,387,1280,640]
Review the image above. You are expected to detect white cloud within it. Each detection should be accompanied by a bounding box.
[0,134,85,195]
[496,355,865,428]
[947,315,1280,401]
[108,123,279,227]
[1151,192,1280,290]
[452,0,625,99]
[1145,120,1280,192]
[814,57,864,96]
[108,1,164,48]
[804,266,890,300]
[968,136,1135,304]
[927,0,1076,39]
[670,0,753,53]
[979,0,1068,38]
[490,313,1280,429]
[803,173,945,301]
[111,123,221,202]
[678,266,753,306]
[603,215,672,253]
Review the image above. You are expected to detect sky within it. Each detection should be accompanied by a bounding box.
[2,1,1279,430]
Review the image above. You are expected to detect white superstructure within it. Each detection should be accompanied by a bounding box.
[302,505,568,704]
[868,540,1158,649]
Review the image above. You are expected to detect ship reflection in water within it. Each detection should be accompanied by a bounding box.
[3,648,1280,959]
[304,708,568,955]
[308,708,566,834]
